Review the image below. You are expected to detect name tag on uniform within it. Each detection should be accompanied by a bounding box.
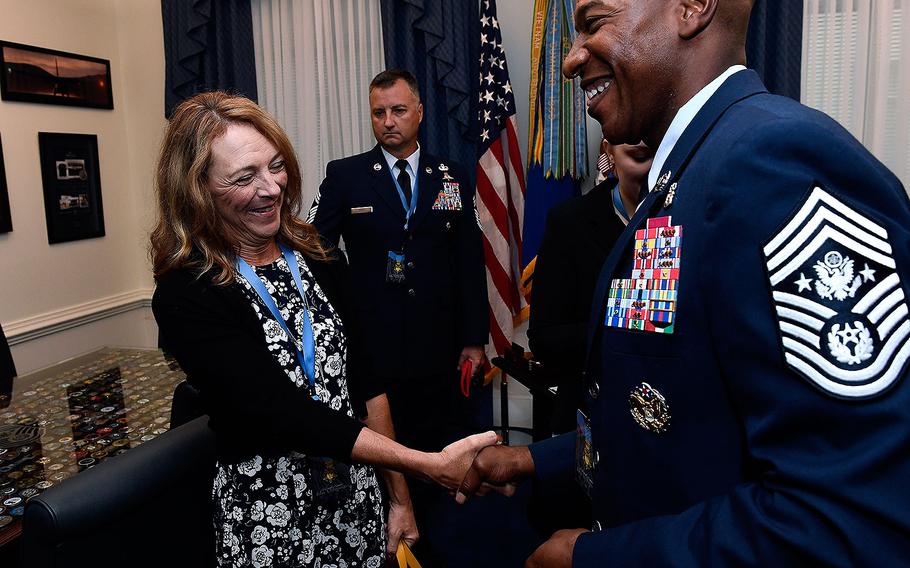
[351,206,373,214]
[605,216,682,334]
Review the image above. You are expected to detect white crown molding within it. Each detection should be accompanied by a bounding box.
[5,288,155,346]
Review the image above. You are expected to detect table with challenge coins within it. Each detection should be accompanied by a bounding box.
[0,347,187,546]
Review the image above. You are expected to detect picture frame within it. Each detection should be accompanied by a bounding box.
[38,133,105,244]
[0,134,11,233]
[0,41,113,109]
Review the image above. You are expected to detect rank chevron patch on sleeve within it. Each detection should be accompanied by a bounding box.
[763,186,910,398]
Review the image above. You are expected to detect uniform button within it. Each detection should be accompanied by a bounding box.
[592,520,602,532]
[406,261,415,269]
[407,288,416,297]
[588,380,600,399]
[592,450,600,469]
[445,221,452,230]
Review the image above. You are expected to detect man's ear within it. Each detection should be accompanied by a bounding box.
[676,0,718,40]
[417,102,424,124]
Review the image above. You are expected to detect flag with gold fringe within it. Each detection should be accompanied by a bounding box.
[522,0,588,298]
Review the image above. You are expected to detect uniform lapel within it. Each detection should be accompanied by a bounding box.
[583,70,769,367]
[368,145,407,220]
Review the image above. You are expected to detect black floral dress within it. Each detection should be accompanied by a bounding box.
[212,252,385,567]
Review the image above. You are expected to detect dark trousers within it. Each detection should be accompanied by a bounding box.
[406,481,545,567]
[384,373,508,566]
[385,371,493,452]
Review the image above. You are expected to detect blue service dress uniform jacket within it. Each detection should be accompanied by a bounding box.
[308,145,489,383]
[529,70,910,566]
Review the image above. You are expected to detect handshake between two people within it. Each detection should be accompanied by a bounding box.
[386,431,534,498]
[453,442,535,503]
[438,438,586,568]
[352,427,530,495]
[358,429,584,567]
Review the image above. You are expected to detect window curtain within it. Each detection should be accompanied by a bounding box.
[803,0,910,188]
[250,0,385,207]
[379,0,480,185]
[161,0,258,117]
[746,0,804,99]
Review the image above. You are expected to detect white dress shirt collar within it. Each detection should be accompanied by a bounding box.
[646,65,747,190]
[381,144,421,192]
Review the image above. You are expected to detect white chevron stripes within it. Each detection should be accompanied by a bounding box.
[765,187,909,398]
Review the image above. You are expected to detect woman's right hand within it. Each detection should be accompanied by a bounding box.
[428,430,501,490]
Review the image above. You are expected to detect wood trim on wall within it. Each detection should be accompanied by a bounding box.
[4,289,154,345]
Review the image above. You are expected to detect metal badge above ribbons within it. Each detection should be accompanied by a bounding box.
[763,186,910,399]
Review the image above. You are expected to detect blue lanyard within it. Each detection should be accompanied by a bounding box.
[391,163,419,229]
[612,183,631,226]
[235,244,318,399]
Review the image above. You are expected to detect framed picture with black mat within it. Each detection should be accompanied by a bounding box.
[0,41,113,109]
[0,134,11,233]
[38,132,105,244]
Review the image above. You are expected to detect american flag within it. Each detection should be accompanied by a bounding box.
[475,0,527,363]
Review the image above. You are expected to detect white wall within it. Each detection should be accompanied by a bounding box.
[0,0,591,381]
[0,0,165,373]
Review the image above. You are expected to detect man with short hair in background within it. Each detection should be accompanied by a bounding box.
[309,68,489,560]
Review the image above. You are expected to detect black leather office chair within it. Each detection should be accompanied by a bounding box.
[20,416,217,568]
[170,379,204,428]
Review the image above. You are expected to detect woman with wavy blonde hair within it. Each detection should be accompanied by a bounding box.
[151,91,325,284]
[151,92,496,567]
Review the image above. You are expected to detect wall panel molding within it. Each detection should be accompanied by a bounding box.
[5,289,155,346]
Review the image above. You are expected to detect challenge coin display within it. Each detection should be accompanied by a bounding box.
[0,348,185,540]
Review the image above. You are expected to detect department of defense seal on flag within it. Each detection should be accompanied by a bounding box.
[763,186,910,398]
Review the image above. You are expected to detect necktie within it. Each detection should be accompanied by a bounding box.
[396,159,412,205]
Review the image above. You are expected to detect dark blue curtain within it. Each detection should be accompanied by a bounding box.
[746,0,804,100]
[161,0,258,117]
[379,0,480,182]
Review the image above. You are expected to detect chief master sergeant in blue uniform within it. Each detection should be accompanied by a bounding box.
[308,69,489,451]
[456,0,910,566]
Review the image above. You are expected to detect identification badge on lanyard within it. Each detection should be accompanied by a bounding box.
[308,457,352,506]
[575,408,594,498]
[386,250,406,284]
[386,162,418,284]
